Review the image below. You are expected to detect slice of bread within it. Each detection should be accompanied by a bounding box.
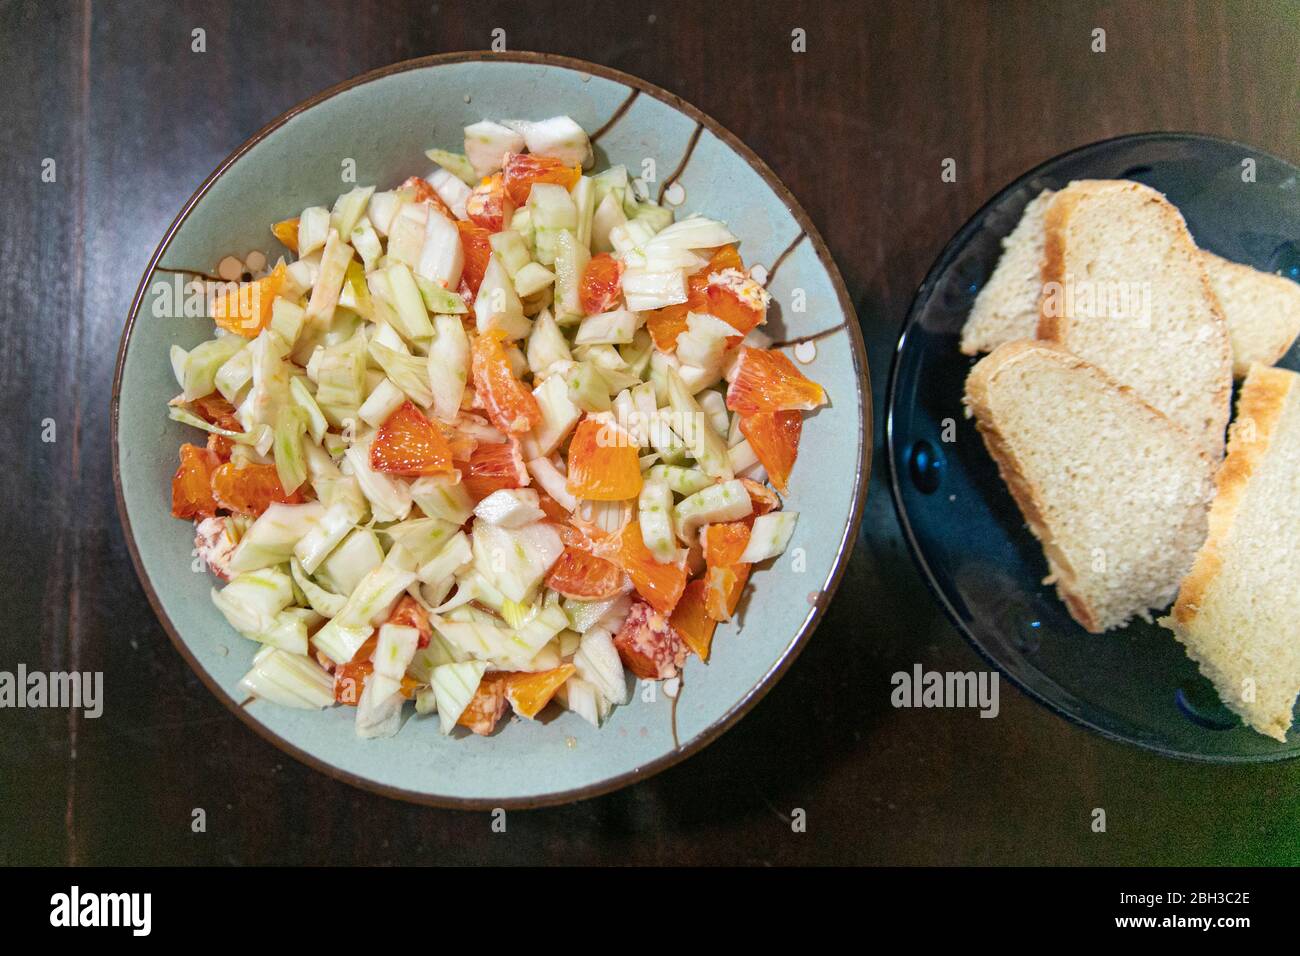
[1160,364,1300,740]
[1201,251,1300,377]
[960,190,1055,355]
[1038,180,1233,458]
[965,340,1215,633]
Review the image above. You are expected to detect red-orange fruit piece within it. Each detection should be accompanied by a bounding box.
[704,270,768,339]
[644,245,743,351]
[741,478,780,515]
[209,461,301,516]
[725,347,828,415]
[613,601,688,680]
[171,443,221,520]
[701,521,752,567]
[456,220,494,295]
[565,418,643,501]
[461,438,530,501]
[386,594,433,649]
[211,263,287,338]
[703,563,751,622]
[466,172,511,232]
[579,253,623,315]
[670,579,718,661]
[599,521,687,615]
[399,175,455,220]
[502,153,581,206]
[504,665,576,719]
[370,401,455,477]
[545,545,626,600]
[471,331,541,435]
[458,673,510,735]
[738,410,803,495]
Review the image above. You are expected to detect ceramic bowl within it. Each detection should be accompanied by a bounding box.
[113,52,870,806]
[888,132,1300,761]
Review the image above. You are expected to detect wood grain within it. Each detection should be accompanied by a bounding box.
[2,0,1299,865]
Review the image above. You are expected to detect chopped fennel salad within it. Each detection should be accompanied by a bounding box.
[167,115,828,738]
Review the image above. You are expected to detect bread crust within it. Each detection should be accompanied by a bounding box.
[963,339,1210,633]
[1169,363,1296,625]
[1037,180,1233,458]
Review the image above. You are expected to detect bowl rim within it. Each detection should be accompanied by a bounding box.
[111,50,873,807]
[885,130,1300,764]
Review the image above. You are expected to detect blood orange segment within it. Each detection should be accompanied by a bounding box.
[565,418,643,501]
[613,601,688,679]
[725,347,827,415]
[193,392,241,431]
[702,521,751,566]
[738,410,803,494]
[504,665,576,719]
[334,660,420,706]
[579,253,623,315]
[545,546,626,599]
[466,173,511,232]
[456,220,493,295]
[599,521,687,614]
[370,401,455,476]
[462,438,529,501]
[741,478,780,515]
[705,269,769,339]
[670,579,718,661]
[399,175,455,220]
[210,461,302,516]
[386,594,433,649]
[471,331,541,435]
[211,263,287,338]
[704,562,751,622]
[271,217,299,253]
[502,153,581,206]
[458,673,509,735]
[644,245,743,351]
[171,443,221,519]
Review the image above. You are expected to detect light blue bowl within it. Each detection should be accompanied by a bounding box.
[112,52,870,807]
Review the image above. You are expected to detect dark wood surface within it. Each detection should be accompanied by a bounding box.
[4,0,1300,865]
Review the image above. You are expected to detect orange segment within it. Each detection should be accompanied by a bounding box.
[471,331,541,435]
[400,175,455,220]
[599,521,687,615]
[705,269,768,339]
[741,478,780,515]
[704,563,750,622]
[725,347,827,415]
[271,217,299,253]
[670,579,717,661]
[211,263,287,338]
[370,401,455,477]
[613,601,688,679]
[504,665,576,719]
[545,545,626,600]
[502,153,581,206]
[739,410,802,495]
[386,594,433,649]
[702,521,751,566]
[644,245,742,352]
[171,443,221,520]
[458,673,509,735]
[456,220,493,295]
[579,253,623,315]
[566,418,643,501]
[466,173,510,232]
[210,460,302,516]
[462,438,529,501]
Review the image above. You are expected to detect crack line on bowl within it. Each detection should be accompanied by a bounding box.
[155,264,225,282]
[658,121,704,203]
[764,231,808,285]
[590,88,640,142]
[769,323,845,348]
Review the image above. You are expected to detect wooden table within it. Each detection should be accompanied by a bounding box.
[4,0,1299,865]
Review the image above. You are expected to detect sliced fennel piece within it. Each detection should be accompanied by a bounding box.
[665,366,733,478]
[272,406,309,495]
[424,147,477,185]
[174,335,246,401]
[227,502,325,574]
[551,229,589,322]
[591,192,628,254]
[313,333,368,422]
[432,660,488,734]
[525,309,572,379]
[330,185,374,239]
[643,216,736,257]
[373,623,420,680]
[290,557,347,617]
[293,498,363,574]
[380,262,436,342]
[463,120,523,178]
[167,406,266,447]
[489,229,532,278]
[474,254,530,341]
[575,308,638,346]
[407,632,461,684]
[696,387,730,438]
[523,372,581,457]
[238,646,335,709]
[739,511,798,563]
[417,208,464,290]
[410,473,475,526]
[558,675,607,727]
[211,566,295,637]
[427,314,469,423]
[386,202,428,269]
[638,477,677,564]
[565,361,611,412]
[525,456,576,512]
[573,176,596,251]
[573,626,629,706]
[416,530,473,586]
[470,519,564,604]
[354,671,404,739]
[382,515,459,565]
[675,312,735,373]
[414,274,468,315]
[564,593,629,635]
[317,527,384,596]
[214,344,253,403]
[528,183,578,265]
[427,168,473,219]
[474,488,544,527]
[675,478,752,541]
[311,563,417,663]
[303,230,355,330]
[350,218,383,272]
[513,261,556,298]
[240,328,292,432]
[344,441,413,522]
[296,206,331,257]
[507,115,593,167]
[727,438,759,475]
[358,377,406,428]
[369,343,433,409]
[620,268,688,312]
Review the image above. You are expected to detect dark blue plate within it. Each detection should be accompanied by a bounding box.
[887,133,1300,761]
